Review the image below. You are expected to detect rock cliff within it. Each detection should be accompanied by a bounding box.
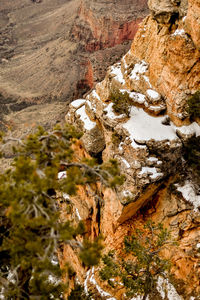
[64,0,200,298]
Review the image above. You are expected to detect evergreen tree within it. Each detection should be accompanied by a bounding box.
[0,125,123,299]
[100,221,172,300]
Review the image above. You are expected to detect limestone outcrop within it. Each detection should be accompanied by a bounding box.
[64,0,200,298]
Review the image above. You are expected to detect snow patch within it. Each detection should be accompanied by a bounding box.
[110,63,125,85]
[86,100,96,113]
[71,99,86,108]
[58,171,67,179]
[182,16,187,22]
[91,90,101,101]
[89,267,116,299]
[104,103,126,120]
[123,107,178,145]
[120,89,146,105]
[123,190,133,197]
[172,29,185,36]
[121,158,131,168]
[130,61,148,81]
[176,122,200,137]
[196,243,200,249]
[118,141,124,152]
[146,89,161,101]
[139,166,163,180]
[176,181,200,211]
[76,105,96,130]
[84,269,91,295]
[75,208,81,221]
[143,75,152,88]
[157,277,183,300]
[148,157,158,162]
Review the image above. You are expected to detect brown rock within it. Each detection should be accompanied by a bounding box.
[185,0,200,49]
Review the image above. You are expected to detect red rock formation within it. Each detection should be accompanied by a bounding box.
[71,0,148,52]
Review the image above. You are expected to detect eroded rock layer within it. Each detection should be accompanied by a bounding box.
[64,0,200,298]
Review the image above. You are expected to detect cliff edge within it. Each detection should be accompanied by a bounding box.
[65,0,200,298]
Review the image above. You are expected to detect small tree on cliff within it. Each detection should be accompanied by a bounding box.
[0,124,123,299]
[100,221,172,300]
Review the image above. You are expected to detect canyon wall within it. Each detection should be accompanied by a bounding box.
[64,0,200,298]
[0,0,148,132]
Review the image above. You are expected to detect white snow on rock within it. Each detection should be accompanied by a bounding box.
[84,269,91,295]
[118,141,124,152]
[143,75,153,88]
[110,63,125,85]
[157,277,183,300]
[139,166,163,180]
[123,190,133,197]
[182,16,187,22]
[58,171,67,179]
[176,122,200,137]
[172,28,185,36]
[76,105,96,130]
[148,157,158,162]
[91,90,101,101]
[123,107,178,145]
[146,89,161,101]
[130,61,148,80]
[121,158,131,168]
[176,181,200,211]
[89,268,116,299]
[104,103,126,119]
[75,208,81,221]
[63,193,70,200]
[122,54,128,70]
[120,89,146,104]
[71,99,86,108]
[86,100,96,113]
[147,104,166,113]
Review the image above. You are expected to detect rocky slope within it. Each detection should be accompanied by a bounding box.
[64,0,200,298]
[0,0,148,132]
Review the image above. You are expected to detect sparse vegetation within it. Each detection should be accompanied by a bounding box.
[187,91,200,120]
[68,284,92,300]
[183,135,200,183]
[0,124,123,299]
[109,89,132,117]
[111,132,121,147]
[100,221,172,300]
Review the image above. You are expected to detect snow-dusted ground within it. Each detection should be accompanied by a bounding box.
[146,89,160,101]
[157,277,183,300]
[71,99,86,108]
[123,107,178,144]
[122,106,200,147]
[139,166,163,180]
[84,270,183,300]
[130,60,148,81]
[120,89,146,105]
[172,28,185,36]
[76,105,96,130]
[110,63,125,85]
[176,181,200,211]
[104,103,126,120]
[84,268,116,300]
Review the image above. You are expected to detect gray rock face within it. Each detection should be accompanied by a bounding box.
[81,126,105,155]
[148,0,188,23]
